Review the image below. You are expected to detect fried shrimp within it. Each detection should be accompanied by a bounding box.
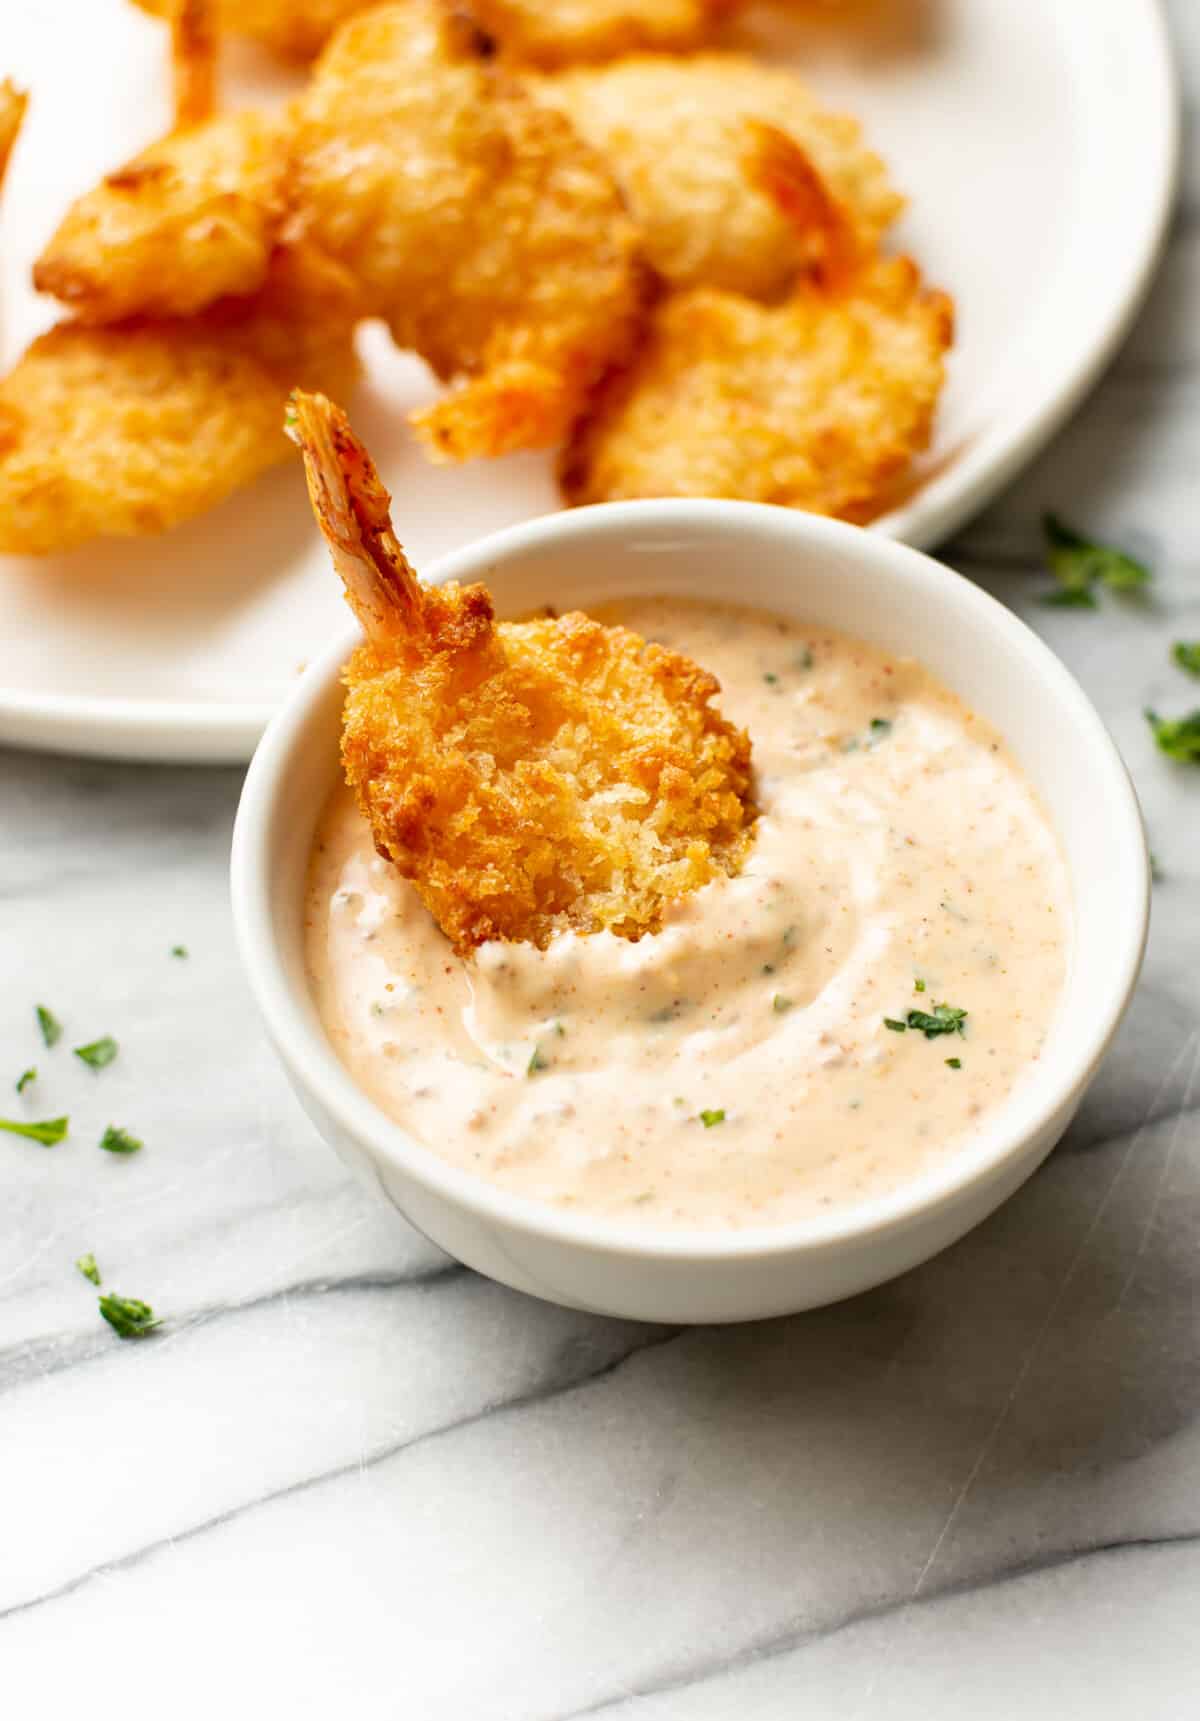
[0,81,27,195]
[289,1,646,461]
[0,247,360,555]
[288,390,756,953]
[533,54,902,297]
[33,111,290,324]
[132,0,375,62]
[561,255,953,521]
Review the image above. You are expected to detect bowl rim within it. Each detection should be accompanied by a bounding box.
[231,499,1150,1262]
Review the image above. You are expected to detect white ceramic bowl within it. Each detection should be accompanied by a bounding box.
[231,502,1149,1324]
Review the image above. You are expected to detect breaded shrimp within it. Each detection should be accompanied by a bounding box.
[288,390,756,953]
[561,255,953,521]
[0,81,27,195]
[0,246,360,555]
[533,54,902,297]
[33,110,290,324]
[468,0,736,67]
[289,1,647,461]
[172,0,219,128]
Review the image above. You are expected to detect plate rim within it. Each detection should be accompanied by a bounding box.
[0,0,1180,765]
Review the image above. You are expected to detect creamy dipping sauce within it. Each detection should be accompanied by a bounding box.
[305,598,1071,1230]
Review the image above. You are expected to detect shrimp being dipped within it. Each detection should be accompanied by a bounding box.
[288,390,756,954]
[289,1,647,460]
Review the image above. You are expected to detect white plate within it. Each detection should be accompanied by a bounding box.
[0,0,1178,762]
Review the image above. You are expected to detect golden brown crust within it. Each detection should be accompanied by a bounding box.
[172,0,219,129]
[290,391,756,952]
[132,0,373,62]
[289,1,647,459]
[467,0,736,67]
[33,111,291,324]
[532,52,902,297]
[0,246,360,555]
[560,255,954,521]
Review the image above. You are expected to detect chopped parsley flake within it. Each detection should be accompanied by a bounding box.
[99,1125,143,1155]
[914,979,926,993]
[76,1253,101,1286]
[1041,513,1150,607]
[1173,642,1200,678]
[699,1109,726,1128]
[15,1067,35,1094]
[527,1045,549,1075]
[946,1057,963,1070]
[883,1018,908,1032]
[763,672,780,685]
[74,1036,118,1071]
[98,1294,160,1339]
[36,1005,62,1048]
[795,648,814,670]
[869,717,893,739]
[907,1003,968,1039]
[170,944,189,959]
[772,994,794,1014]
[0,1114,68,1146]
[1145,707,1200,763]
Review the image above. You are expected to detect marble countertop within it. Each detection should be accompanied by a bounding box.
[3,11,1199,1717]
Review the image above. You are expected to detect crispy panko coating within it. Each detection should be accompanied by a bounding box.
[289,1,647,460]
[0,247,360,555]
[561,255,953,521]
[468,0,735,67]
[132,0,372,63]
[289,391,756,952]
[33,111,290,324]
[0,81,28,194]
[172,0,219,127]
[534,54,902,297]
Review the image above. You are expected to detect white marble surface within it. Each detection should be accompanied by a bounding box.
[3,7,1200,1714]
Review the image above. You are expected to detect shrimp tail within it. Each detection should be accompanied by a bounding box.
[286,389,425,645]
[743,120,860,289]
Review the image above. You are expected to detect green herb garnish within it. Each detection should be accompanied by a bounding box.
[914,978,926,993]
[98,1294,160,1339]
[526,1045,549,1075]
[15,1067,35,1093]
[74,1036,118,1071]
[170,944,189,959]
[869,717,892,738]
[99,1125,142,1155]
[76,1253,101,1286]
[795,648,814,670]
[907,1003,968,1039]
[883,1018,908,1032]
[36,1005,62,1048]
[772,995,794,1014]
[1172,642,1200,678]
[1041,514,1150,607]
[699,1109,726,1128]
[946,1057,962,1070]
[0,1114,68,1146]
[1145,708,1200,763]
[763,672,779,686]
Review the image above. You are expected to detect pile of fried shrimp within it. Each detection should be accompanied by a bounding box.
[0,0,953,556]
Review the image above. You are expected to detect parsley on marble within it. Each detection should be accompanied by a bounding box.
[76,1253,101,1286]
[0,1115,68,1146]
[74,1036,118,1071]
[98,1294,160,1339]
[1040,514,1150,608]
[1145,708,1200,764]
[1172,642,1200,678]
[99,1125,143,1155]
[699,1109,726,1128]
[15,1067,35,1094]
[36,1005,62,1048]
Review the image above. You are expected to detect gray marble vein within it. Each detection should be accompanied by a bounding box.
[2,2,1200,1714]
